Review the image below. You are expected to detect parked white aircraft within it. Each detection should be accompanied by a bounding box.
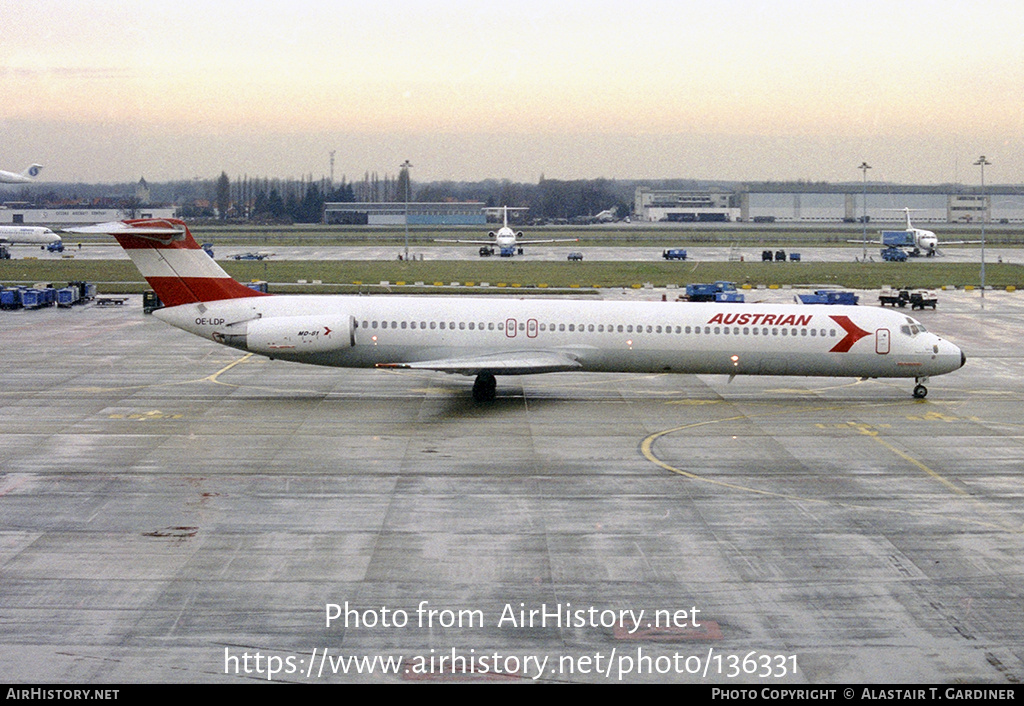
[436,205,578,256]
[856,208,977,257]
[0,225,61,245]
[70,218,965,401]
[0,164,43,184]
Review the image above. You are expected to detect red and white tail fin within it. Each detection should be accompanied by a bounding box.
[69,218,271,307]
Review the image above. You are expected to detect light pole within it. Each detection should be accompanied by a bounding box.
[400,160,412,261]
[974,155,990,306]
[859,162,871,260]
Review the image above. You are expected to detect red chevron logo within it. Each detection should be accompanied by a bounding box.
[829,315,872,353]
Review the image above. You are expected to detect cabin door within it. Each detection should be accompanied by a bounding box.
[875,328,890,354]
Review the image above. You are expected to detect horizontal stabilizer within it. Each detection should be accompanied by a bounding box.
[67,220,186,243]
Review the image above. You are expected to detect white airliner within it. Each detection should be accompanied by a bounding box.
[0,164,43,184]
[886,208,940,256]
[436,206,578,256]
[0,225,61,245]
[857,208,977,257]
[70,218,965,401]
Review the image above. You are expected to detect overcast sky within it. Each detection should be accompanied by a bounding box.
[3,0,1023,185]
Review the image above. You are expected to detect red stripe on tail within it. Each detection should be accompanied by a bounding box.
[113,218,271,307]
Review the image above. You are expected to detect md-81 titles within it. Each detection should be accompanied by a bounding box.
[71,218,965,401]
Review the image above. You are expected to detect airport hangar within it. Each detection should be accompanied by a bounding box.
[323,201,487,226]
[634,185,1017,224]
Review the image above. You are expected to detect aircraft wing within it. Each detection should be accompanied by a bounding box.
[434,238,494,244]
[433,238,579,244]
[514,238,579,244]
[376,349,582,376]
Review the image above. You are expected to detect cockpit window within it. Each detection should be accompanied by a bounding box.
[901,317,927,336]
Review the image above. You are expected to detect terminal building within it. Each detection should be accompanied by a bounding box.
[634,188,739,222]
[324,201,487,226]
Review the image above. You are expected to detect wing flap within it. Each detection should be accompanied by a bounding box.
[377,350,581,376]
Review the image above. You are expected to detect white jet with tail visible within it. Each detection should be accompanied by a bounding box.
[70,218,965,401]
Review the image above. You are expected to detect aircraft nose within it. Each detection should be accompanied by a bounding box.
[960,350,967,369]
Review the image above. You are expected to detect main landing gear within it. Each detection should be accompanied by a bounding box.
[472,373,497,402]
[913,377,929,399]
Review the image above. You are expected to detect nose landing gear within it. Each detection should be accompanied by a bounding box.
[913,377,929,399]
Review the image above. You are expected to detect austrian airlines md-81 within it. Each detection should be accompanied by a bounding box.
[71,218,965,401]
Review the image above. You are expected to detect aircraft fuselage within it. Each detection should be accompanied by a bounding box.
[156,295,964,381]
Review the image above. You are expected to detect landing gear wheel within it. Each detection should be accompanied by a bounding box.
[913,384,928,399]
[472,373,497,402]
